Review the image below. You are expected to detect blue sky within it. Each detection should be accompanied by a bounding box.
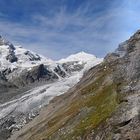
[0,0,140,59]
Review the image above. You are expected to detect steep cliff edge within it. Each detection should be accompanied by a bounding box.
[9,30,140,140]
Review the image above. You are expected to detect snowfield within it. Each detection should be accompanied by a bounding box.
[0,45,54,71]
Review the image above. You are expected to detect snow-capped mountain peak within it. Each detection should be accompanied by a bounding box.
[58,51,103,71]
[0,36,103,82]
[0,37,103,137]
[58,51,97,63]
[0,37,54,71]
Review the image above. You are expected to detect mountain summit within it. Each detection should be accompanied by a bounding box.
[0,36,53,70]
[59,51,97,63]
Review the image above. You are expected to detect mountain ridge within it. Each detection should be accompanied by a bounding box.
[0,36,102,91]
[0,36,103,140]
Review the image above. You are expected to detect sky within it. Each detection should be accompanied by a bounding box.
[0,0,140,60]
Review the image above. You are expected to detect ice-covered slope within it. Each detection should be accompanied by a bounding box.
[0,44,53,71]
[59,51,97,63]
[58,51,103,72]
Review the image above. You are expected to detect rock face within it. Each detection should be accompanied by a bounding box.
[12,64,59,87]
[0,36,17,63]
[6,51,18,63]
[24,51,41,61]
[9,30,140,140]
[62,61,85,73]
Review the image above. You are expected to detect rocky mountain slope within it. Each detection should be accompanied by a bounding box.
[9,30,140,140]
[0,36,103,140]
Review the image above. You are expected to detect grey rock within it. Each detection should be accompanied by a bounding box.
[10,64,59,87]
[24,51,41,61]
[0,36,15,50]
[54,65,66,77]
[62,61,85,73]
[6,52,18,63]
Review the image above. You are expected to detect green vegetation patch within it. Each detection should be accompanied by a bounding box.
[72,84,118,138]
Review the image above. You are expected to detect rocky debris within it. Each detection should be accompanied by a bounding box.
[0,117,15,140]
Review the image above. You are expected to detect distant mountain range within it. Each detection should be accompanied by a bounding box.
[0,36,102,140]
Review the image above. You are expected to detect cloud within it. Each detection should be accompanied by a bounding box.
[0,0,140,59]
